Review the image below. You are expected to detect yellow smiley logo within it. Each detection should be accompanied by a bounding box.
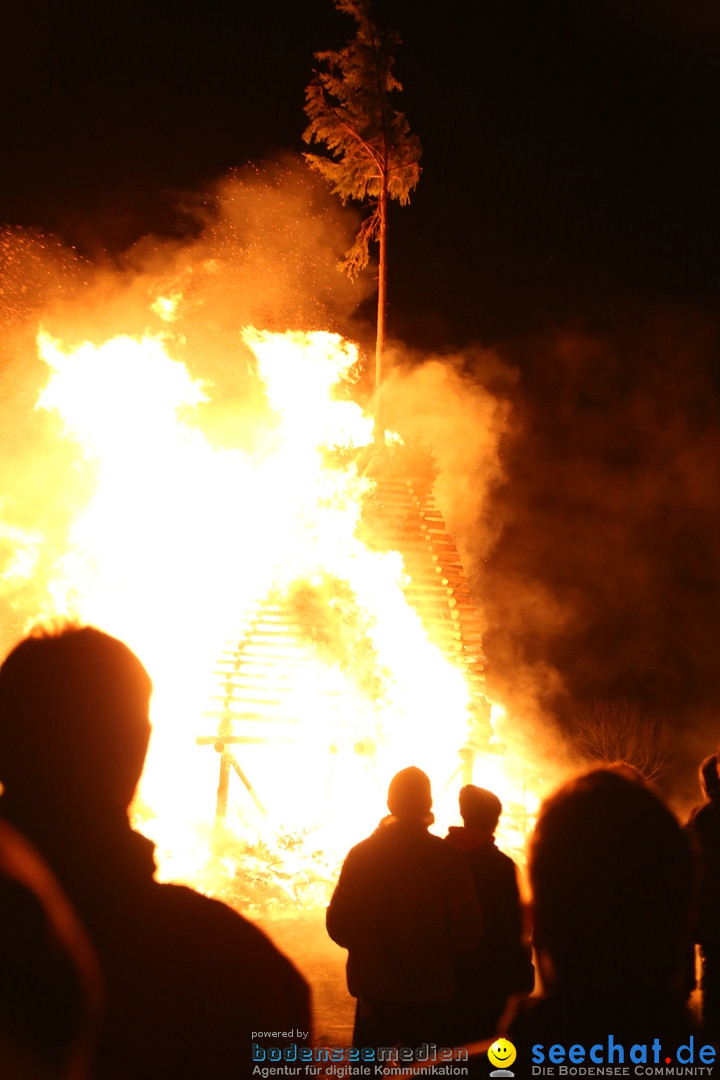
[487,1038,517,1070]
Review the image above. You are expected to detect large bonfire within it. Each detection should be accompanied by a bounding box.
[0,176,536,917]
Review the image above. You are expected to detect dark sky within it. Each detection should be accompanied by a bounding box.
[2,0,720,785]
[2,0,718,341]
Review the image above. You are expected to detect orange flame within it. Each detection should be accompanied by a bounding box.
[3,300,535,908]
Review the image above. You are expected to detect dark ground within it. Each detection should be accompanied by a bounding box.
[258,912,354,1046]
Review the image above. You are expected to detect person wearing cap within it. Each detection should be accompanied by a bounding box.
[445,785,533,1042]
[327,766,482,1049]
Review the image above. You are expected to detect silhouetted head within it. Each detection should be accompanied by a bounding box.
[529,768,693,993]
[699,754,720,800]
[0,625,152,819]
[604,760,646,785]
[387,767,433,822]
[458,785,502,832]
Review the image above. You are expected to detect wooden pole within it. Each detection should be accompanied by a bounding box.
[374,179,388,448]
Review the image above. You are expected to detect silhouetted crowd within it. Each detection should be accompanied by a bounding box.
[0,623,719,1078]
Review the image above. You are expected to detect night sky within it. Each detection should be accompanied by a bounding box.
[2,0,720,791]
[2,1,718,339]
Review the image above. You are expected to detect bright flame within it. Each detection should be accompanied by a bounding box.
[5,305,531,908]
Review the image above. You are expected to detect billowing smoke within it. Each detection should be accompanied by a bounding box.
[0,158,375,655]
[471,310,720,800]
[0,155,546,875]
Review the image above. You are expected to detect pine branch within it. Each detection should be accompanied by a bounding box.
[341,204,381,279]
[302,0,421,244]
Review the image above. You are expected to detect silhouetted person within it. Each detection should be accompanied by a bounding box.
[327,766,482,1049]
[0,625,310,1079]
[445,785,533,1042]
[687,753,720,1039]
[507,768,695,1050]
[0,820,102,1080]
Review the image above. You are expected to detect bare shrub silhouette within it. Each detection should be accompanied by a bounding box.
[566,699,673,783]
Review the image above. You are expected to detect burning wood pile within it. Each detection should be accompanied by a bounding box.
[199,470,493,841]
[1,307,530,907]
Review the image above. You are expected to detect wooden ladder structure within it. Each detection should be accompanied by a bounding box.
[197,473,492,828]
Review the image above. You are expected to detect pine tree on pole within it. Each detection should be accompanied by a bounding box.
[303,0,421,446]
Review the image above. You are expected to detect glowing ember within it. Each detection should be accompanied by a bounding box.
[2,298,535,910]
